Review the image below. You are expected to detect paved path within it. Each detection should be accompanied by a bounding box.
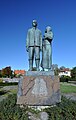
[0,85,18,102]
[60,82,76,86]
[62,93,76,101]
[0,85,18,91]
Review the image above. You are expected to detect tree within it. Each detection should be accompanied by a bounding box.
[60,66,65,70]
[71,67,76,80]
[52,64,59,75]
[60,75,70,82]
[0,70,2,77]
[1,66,12,78]
[54,68,59,75]
[52,64,58,70]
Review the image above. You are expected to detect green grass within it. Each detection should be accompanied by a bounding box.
[60,83,76,93]
[10,89,17,94]
[0,83,76,98]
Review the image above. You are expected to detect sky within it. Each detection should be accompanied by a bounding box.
[0,0,76,70]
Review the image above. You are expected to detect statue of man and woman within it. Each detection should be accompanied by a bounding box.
[26,20,53,71]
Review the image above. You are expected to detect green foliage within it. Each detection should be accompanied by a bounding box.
[71,67,76,81]
[45,96,76,120]
[60,75,70,82]
[60,66,65,70]
[0,94,28,120]
[0,94,76,120]
[54,68,59,75]
[0,70,2,77]
[52,64,59,75]
[0,66,15,78]
[70,78,76,81]
[1,66,12,78]
[0,79,3,83]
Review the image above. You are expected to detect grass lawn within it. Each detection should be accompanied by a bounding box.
[0,83,76,98]
[60,82,76,93]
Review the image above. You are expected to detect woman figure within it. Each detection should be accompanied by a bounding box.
[42,26,53,71]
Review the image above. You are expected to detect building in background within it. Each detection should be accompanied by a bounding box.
[59,68,71,77]
[14,70,25,76]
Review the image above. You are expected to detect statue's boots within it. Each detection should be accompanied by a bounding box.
[29,60,33,71]
[35,59,40,71]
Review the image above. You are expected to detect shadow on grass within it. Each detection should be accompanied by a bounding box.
[0,82,18,86]
[0,90,9,95]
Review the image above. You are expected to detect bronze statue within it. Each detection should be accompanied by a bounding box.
[26,20,42,71]
[42,26,53,71]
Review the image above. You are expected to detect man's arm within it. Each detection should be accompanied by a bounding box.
[39,31,42,51]
[26,30,30,52]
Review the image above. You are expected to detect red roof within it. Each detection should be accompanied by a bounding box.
[14,70,25,75]
[60,68,70,72]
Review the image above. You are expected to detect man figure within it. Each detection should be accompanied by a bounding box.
[26,20,42,71]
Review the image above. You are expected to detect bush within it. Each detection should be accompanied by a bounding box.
[0,94,76,120]
[0,94,28,120]
[60,76,71,82]
[70,78,76,81]
[71,67,76,80]
[45,96,76,120]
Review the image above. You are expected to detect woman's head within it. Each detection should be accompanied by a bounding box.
[46,26,52,32]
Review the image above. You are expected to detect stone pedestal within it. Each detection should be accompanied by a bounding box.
[17,71,61,105]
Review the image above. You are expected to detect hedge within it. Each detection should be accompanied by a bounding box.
[45,96,76,120]
[0,94,76,120]
[0,94,28,120]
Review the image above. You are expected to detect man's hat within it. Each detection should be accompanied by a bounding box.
[32,20,37,23]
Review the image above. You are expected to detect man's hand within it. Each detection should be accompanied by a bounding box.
[26,47,29,52]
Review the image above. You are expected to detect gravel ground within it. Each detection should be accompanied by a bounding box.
[62,93,76,101]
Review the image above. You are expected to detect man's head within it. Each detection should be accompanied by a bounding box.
[32,20,37,27]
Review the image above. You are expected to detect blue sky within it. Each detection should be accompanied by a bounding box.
[0,0,76,70]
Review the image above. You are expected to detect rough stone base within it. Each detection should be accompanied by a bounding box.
[28,111,48,120]
[17,71,61,105]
